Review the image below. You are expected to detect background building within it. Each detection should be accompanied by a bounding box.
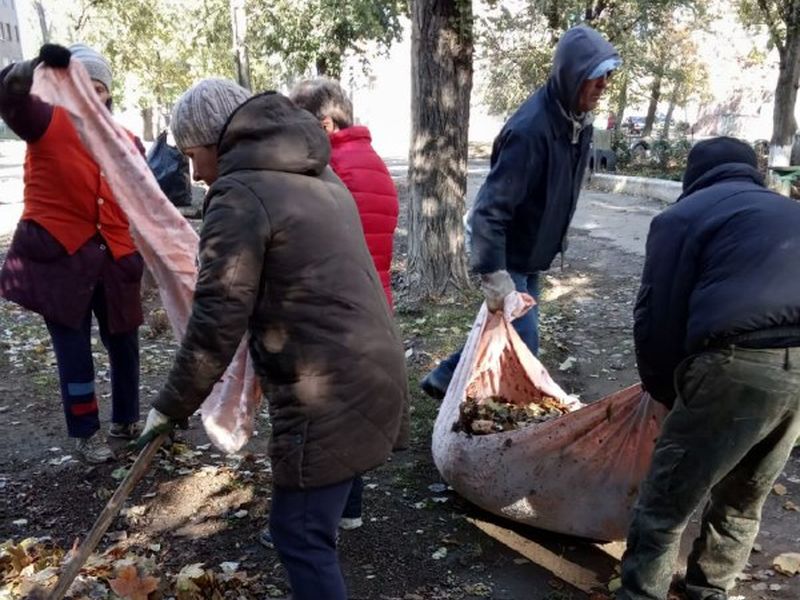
[0,0,22,138]
[0,0,22,69]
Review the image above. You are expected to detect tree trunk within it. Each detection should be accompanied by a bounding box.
[613,73,628,132]
[229,0,252,90]
[316,56,329,76]
[141,107,155,141]
[642,70,663,138]
[769,32,800,168]
[660,84,679,140]
[33,1,50,44]
[407,0,473,302]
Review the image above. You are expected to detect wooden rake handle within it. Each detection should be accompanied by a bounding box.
[48,432,169,600]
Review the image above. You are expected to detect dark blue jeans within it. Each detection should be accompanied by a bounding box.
[431,272,540,386]
[342,474,364,519]
[46,285,140,438]
[270,478,354,600]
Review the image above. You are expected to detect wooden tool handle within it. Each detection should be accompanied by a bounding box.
[48,433,168,600]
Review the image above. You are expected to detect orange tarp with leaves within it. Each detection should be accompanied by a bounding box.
[432,293,668,541]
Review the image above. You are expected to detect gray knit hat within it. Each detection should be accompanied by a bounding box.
[69,44,112,92]
[171,78,252,150]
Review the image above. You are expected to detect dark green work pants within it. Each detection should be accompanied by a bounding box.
[618,347,800,600]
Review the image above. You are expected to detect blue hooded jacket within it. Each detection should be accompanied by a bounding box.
[470,25,619,274]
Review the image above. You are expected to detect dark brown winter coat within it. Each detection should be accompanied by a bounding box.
[154,92,408,489]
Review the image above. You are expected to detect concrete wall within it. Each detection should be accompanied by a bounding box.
[587,173,682,204]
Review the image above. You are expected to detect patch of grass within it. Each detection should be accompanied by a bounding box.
[395,294,481,442]
[29,371,57,395]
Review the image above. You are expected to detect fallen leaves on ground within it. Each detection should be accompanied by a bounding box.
[1,537,270,599]
[108,564,159,600]
[783,500,800,512]
[175,561,261,599]
[0,537,64,597]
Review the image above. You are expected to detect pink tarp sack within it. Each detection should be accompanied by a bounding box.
[31,62,261,453]
[432,292,669,541]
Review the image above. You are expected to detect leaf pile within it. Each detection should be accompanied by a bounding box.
[1,537,64,598]
[454,395,569,435]
[1,537,270,599]
[174,562,266,599]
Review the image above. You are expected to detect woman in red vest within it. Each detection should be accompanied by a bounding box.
[288,77,400,534]
[0,44,144,463]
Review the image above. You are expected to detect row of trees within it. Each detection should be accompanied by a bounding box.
[478,0,710,139]
[30,0,405,139]
[25,0,800,299]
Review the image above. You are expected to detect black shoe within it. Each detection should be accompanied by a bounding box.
[420,371,448,400]
[682,581,726,600]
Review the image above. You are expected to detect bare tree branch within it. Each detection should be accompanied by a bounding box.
[757,0,787,54]
[73,0,109,34]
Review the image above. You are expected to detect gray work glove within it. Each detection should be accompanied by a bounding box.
[480,270,516,313]
[3,44,71,96]
[3,59,37,95]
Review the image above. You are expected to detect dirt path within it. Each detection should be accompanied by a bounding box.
[1,164,798,598]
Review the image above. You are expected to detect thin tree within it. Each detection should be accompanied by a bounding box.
[229,0,251,90]
[33,1,51,44]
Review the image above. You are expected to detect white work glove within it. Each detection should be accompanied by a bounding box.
[480,270,516,313]
[143,408,170,434]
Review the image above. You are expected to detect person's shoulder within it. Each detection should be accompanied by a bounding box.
[331,135,391,174]
[650,198,696,232]
[508,92,547,126]
[503,96,552,144]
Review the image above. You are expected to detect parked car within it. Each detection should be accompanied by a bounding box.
[623,116,646,136]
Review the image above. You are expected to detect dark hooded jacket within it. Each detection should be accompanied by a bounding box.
[470,26,619,274]
[154,93,408,489]
[634,161,800,407]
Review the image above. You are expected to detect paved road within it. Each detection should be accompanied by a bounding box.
[3,146,665,247]
[388,156,664,258]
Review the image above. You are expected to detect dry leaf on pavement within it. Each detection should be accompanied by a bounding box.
[773,483,788,496]
[773,552,800,576]
[108,564,159,600]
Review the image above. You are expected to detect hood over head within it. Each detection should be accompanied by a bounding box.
[548,25,620,114]
[682,136,758,192]
[217,92,331,177]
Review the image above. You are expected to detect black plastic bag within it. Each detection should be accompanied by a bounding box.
[146,130,192,207]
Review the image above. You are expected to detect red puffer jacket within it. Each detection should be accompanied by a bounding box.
[329,126,398,308]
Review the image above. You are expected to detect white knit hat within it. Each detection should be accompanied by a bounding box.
[68,43,112,92]
[171,78,252,150]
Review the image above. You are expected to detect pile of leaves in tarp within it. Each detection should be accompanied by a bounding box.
[0,537,274,599]
[454,395,569,435]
